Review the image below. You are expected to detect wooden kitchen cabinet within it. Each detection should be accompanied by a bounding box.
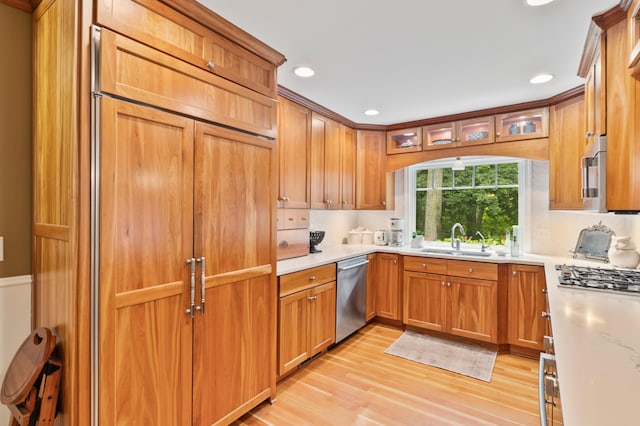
[549,95,585,210]
[32,1,284,424]
[495,107,549,143]
[96,0,280,98]
[310,112,356,209]
[403,258,498,343]
[386,127,422,154]
[356,130,394,210]
[422,115,494,150]
[277,96,311,208]
[278,265,337,376]
[583,40,605,144]
[375,253,401,320]
[508,264,548,351]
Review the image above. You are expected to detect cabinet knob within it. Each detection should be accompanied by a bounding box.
[441,281,446,286]
[382,200,386,206]
[422,263,426,269]
[542,288,548,294]
[586,131,594,138]
[309,275,316,281]
[326,199,332,205]
[512,271,517,276]
[468,268,473,273]
[447,282,451,287]
[496,132,501,137]
[288,216,295,222]
[393,259,397,264]
[206,61,215,70]
[542,311,550,319]
[308,295,318,301]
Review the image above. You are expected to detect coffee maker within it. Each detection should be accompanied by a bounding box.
[389,217,404,247]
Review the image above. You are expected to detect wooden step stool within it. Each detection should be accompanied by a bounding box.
[1,328,61,426]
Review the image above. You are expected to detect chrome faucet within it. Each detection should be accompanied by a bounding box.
[451,223,465,250]
[476,231,489,252]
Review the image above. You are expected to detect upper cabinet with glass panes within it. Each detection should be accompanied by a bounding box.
[495,108,548,143]
[423,115,494,150]
[386,127,422,154]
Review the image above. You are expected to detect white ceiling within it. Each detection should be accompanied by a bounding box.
[199,0,616,125]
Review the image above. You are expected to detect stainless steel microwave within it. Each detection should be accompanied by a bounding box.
[582,135,606,212]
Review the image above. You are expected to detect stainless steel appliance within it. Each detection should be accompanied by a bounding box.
[582,135,606,212]
[335,256,369,343]
[555,264,640,296]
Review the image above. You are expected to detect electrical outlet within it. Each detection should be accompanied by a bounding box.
[0,236,3,261]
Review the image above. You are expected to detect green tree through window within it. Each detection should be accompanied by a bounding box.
[415,162,519,245]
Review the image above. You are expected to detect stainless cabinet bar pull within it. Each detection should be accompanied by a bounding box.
[196,257,206,314]
[185,258,196,317]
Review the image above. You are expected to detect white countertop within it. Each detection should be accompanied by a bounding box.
[278,244,640,425]
[543,260,640,426]
[277,243,546,275]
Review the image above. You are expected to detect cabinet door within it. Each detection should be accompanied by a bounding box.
[341,125,356,209]
[278,290,311,376]
[448,276,498,343]
[423,122,456,150]
[386,127,422,154]
[277,97,311,208]
[98,98,194,426]
[365,254,377,321]
[549,96,585,210]
[457,115,495,147]
[309,281,337,355]
[192,122,275,425]
[495,108,549,142]
[310,113,327,209]
[508,265,548,350]
[403,272,447,332]
[375,253,401,320]
[356,130,393,210]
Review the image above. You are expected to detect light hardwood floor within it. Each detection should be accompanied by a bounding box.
[235,323,553,426]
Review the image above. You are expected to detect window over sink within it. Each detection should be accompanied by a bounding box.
[407,157,524,246]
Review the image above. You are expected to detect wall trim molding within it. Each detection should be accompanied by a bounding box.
[0,275,32,289]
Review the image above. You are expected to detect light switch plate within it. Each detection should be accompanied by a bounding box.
[0,236,4,261]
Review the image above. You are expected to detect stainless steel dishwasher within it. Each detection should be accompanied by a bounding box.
[335,255,369,343]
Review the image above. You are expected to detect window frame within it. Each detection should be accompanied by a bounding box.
[405,156,529,244]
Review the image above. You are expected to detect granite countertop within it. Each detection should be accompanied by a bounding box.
[278,244,640,425]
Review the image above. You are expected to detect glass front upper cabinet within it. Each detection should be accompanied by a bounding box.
[495,107,549,142]
[457,116,495,146]
[386,127,422,154]
[422,122,455,150]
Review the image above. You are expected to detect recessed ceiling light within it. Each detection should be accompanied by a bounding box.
[293,66,315,78]
[530,73,554,84]
[364,109,380,116]
[525,0,554,6]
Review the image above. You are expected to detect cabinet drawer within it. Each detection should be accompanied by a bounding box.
[96,0,280,97]
[98,29,277,138]
[447,260,497,281]
[403,256,447,274]
[279,264,336,296]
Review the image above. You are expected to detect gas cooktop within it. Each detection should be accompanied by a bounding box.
[555,264,640,296]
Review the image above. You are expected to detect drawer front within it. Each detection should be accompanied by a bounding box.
[447,260,498,281]
[96,0,278,97]
[403,256,447,274]
[279,263,336,296]
[98,29,276,138]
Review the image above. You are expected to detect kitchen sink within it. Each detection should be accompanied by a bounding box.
[420,247,493,257]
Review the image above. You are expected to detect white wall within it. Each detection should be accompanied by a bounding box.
[310,161,640,257]
[0,275,31,422]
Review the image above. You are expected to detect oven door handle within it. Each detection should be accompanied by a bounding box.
[539,352,555,426]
